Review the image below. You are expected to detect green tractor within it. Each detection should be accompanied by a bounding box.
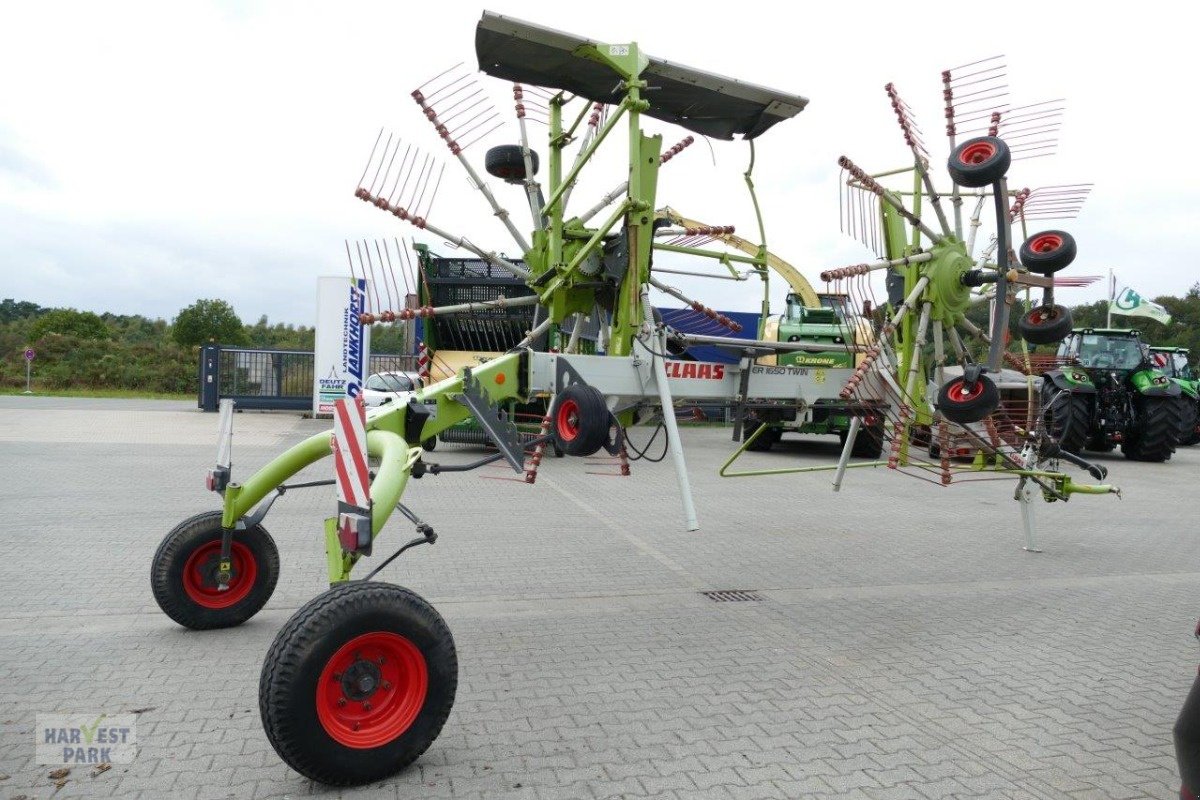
[745,292,885,458]
[1150,345,1200,445]
[1043,328,1189,461]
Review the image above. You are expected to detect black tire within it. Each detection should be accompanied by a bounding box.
[421,437,436,452]
[1041,385,1091,455]
[552,440,565,457]
[1182,400,1200,446]
[1121,395,1186,462]
[1018,304,1073,345]
[947,136,1011,188]
[484,145,538,182]
[151,510,280,630]
[936,374,1000,424]
[841,421,885,459]
[260,582,457,786]
[743,419,778,451]
[550,384,611,456]
[1019,230,1077,275]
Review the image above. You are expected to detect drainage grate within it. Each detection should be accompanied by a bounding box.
[701,589,764,603]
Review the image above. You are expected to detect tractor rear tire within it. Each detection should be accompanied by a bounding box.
[151,511,280,630]
[1180,401,1200,446]
[1121,395,1186,462]
[1042,388,1091,455]
[260,582,457,786]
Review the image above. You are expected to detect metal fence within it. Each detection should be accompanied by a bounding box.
[198,345,418,411]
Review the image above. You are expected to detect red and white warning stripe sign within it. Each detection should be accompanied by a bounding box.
[331,395,370,508]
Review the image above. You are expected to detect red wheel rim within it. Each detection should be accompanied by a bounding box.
[182,540,257,609]
[1029,307,1057,325]
[945,379,982,403]
[556,398,580,442]
[1029,233,1062,254]
[959,141,997,165]
[316,632,428,749]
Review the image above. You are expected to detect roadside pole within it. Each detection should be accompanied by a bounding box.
[23,348,35,394]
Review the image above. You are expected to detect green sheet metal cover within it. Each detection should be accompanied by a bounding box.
[475,11,808,140]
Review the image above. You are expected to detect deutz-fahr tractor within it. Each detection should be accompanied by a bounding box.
[1042,328,1189,461]
[744,292,885,458]
[1150,345,1200,445]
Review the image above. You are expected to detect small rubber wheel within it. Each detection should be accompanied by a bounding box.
[260,582,457,786]
[947,136,1011,188]
[936,374,1000,424]
[1020,230,1077,274]
[484,145,538,182]
[421,437,436,452]
[550,384,611,456]
[1018,304,1073,345]
[151,510,280,630]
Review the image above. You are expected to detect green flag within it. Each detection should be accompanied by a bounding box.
[1110,286,1171,324]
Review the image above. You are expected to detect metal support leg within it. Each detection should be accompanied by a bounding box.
[832,416,862,493]
[641,289,699,531]
[1017,478,1042,552]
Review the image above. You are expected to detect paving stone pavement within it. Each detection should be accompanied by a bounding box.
[0,396,1196,799]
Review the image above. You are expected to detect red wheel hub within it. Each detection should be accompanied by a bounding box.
[1030,233,1062,253]
[182,540,256,609]
[945,379,982,403]
[959,141,997,165]
[316,632,428,749]
[1029,307,1058,325]
[556,398,580,442]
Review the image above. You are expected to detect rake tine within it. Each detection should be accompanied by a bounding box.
[367,132,394,195]
[421,163,446,222]
[360,240,385,316]
[415,62,464,93]
[374,239,396,313]
[356,127,384,190]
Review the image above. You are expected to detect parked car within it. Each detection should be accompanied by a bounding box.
[361,371,422,408]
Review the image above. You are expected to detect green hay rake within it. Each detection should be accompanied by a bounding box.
[151,14,1117,786]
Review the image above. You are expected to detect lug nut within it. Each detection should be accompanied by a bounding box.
[337,698,347,707]
[362,702,372,711]
[382,681,392,690]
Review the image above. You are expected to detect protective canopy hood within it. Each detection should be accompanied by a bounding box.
[476,11,808,140]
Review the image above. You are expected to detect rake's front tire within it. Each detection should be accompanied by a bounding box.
[259,582,457,786]
[151,510,280,630]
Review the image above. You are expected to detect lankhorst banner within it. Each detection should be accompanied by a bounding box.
[314,276,371,416]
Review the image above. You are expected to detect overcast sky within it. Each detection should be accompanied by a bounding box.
[2,1,1197,328]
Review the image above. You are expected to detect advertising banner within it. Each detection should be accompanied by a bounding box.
[314,276,371,416]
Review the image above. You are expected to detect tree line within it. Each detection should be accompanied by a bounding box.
[4,286,1199,395]
[0,298,408,394]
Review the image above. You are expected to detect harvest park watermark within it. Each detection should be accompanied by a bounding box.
[36,714,137,765]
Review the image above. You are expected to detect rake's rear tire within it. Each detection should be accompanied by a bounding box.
[151,511,279,630]
[947,136,1011,188]
[1121,396,1186,463]
[1020,230,1077,275]
[550,384,611,456]
[484,144,538,182]
[936,374,1000,424]
[260,582,457,786]
[1018,304,1073,345]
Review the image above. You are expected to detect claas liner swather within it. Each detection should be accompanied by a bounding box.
[151,13,1117,785]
